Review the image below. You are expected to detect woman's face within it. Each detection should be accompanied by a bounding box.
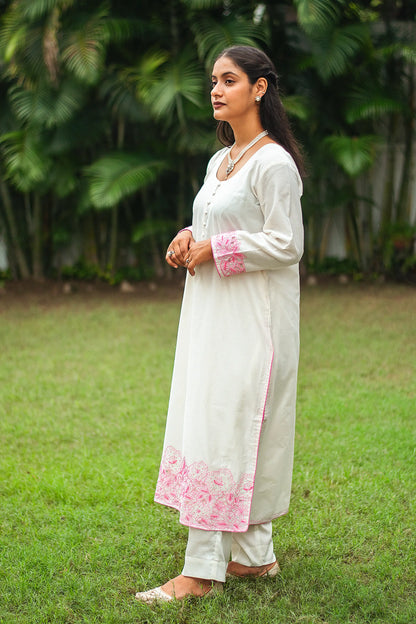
[211,56,257,124]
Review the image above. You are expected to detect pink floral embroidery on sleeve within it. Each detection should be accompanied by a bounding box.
[154,446,254,532]
[211,231,246,277]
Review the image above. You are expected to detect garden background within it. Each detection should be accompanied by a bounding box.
[0,0,415,284]
[0,2,415,623]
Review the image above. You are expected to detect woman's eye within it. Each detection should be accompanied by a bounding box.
[211,81,217,89]
[225,79,234,85]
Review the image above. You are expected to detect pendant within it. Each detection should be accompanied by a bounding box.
[226,161,234,176]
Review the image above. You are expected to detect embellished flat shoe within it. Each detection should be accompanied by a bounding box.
[226,560,280,579]
[135,586,173,604]
[135,580,223,604]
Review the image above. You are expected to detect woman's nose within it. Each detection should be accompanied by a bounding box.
[211,82,221,96]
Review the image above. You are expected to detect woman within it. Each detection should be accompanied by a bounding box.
[135,45,304,603]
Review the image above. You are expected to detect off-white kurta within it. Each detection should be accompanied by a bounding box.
[154,143,303,532]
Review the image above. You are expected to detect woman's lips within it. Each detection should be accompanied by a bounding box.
[213,102,225,109]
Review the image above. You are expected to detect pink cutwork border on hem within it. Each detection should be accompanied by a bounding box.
[154,446,254,532]
[211,231,246,277]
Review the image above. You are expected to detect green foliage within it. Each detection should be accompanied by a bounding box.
[9,80,86,127]
[138,49,206,125]
[85,153,166,209]
[307,256,360,276]
[60,258,148,283]
[192,15,267,69]
[182,0,224,9]
[324,134,381,177]
[0,0,415,280]
[294,0,343,34]
[310,23,370,81]
[378,223,416,279]
[132,217,177,244]
[17,0,77,21]
[345,87,404,123]
[0,268,12,283]
[281,95,310,121]
[0,128,51,190]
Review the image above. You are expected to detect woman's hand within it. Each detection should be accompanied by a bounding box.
[184,239,213,276]
[166,229,194,268]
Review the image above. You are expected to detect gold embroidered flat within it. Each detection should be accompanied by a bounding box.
[135,581,223,604]
[135,586,173,604]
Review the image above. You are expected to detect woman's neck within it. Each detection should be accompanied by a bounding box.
[230,120,265,150]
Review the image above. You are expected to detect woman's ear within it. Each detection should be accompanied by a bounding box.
[255,77,268,98]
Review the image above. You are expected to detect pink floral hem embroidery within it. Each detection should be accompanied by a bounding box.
[154,446,254,531]
[211,232,246,277]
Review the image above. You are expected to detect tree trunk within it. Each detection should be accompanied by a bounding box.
[396,71,415,223]
[318,213,332,262]
[108,205,118,273]
[143,189,164,278]
[32,193,43,280]
[380,113,398,231]
[0,181,30,278]
[345,196,363,269]
[176,160,186,232]
[82,213,100,266]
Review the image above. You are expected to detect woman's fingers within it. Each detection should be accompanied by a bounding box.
[166,247,180,268]
[184,240,213,276]
[174,239,191,265]
[185,256,195,276]
[165,233,194,268]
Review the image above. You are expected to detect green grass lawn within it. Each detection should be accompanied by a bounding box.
[0,283,415,624]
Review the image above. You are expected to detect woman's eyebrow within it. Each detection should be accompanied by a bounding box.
[211,71,239,79]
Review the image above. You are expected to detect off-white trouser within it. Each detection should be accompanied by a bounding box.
[182,522,275,583]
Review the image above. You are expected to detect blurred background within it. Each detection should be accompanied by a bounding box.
[0,0,415,285]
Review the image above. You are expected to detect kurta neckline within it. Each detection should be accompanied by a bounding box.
[215,142,280,183]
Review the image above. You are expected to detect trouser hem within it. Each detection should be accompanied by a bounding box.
[182,556,227,583]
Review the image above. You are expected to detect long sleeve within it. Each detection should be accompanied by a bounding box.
[211,162,303,277]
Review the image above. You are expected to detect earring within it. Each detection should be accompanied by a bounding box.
[255,96,261,102]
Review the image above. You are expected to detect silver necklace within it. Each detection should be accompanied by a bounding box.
[226,130,268,177]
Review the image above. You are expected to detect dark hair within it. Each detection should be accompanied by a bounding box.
[214,46,305,178]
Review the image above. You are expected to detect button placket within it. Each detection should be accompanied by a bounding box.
[202,182,220,235]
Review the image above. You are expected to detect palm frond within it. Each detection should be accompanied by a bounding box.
[0,129,51,191]
[311,23,370,81]
[345,87,404,123]
[399,45,416,65]
[48,113,107,155]
[294,0,342,34]
[130,50,169,102]
[192,16,267,69]
[9,80,86,128]
[382,42,416,66]
[61,8,111,85]
[48,158,77,197]
[181,0,224,9]
[169,121,217,155]
[281,95,311,121]
[85,153,166,208]
[99,71,149,122]
[0,20,46,83]
[0,19,29,64]
[132,218,177,243]
[138,49,206,125]
[17,0,75,21]
[324,134,381,177]
[100,18,147,44]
